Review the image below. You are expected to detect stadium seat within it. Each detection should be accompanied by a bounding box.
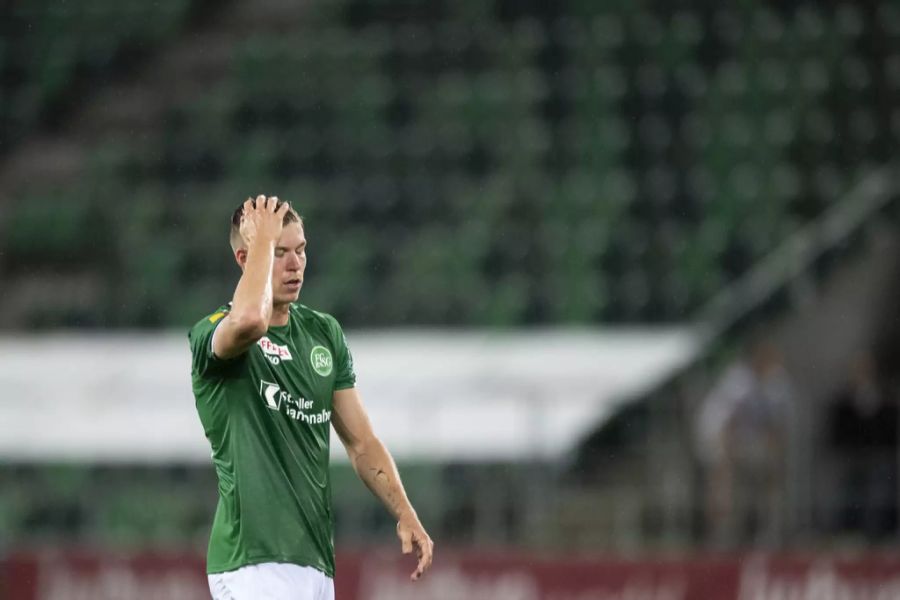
[1,0,893,328]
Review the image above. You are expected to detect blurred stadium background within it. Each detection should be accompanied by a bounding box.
[3,0,900,598]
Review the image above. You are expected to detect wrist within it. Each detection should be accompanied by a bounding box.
[247,237,276,253]
[397,507,419,523]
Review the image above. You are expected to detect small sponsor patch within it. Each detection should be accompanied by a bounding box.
[208,312,226,324]
[258,336,293,365]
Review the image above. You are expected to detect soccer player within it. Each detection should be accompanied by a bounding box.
[189,196,433,599]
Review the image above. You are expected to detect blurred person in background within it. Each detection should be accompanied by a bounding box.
[827,349,898,541]
[696,337,794,548]
[188,196,433,600]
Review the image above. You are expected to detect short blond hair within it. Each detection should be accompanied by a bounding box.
[229,198,303,252]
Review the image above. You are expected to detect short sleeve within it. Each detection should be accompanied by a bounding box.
[188,310,242,378]
[329,316,356,390]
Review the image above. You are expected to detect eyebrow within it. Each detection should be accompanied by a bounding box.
[275,242,307,251]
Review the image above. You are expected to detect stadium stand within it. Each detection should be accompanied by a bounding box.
[2,2,897,329]
[1,0,202,153]
[2,0,900,553]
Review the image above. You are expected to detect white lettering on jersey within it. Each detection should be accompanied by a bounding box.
[257,381,331,425]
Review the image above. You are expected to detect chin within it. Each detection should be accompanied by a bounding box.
[277,291,301,304]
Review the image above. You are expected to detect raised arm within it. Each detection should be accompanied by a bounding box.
[213,196,290,359]
[332,387,434,581]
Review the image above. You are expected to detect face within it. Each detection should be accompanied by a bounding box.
[750,341,780,375]
[272,222,307,305]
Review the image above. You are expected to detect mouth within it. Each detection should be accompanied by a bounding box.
[284,278,302,291]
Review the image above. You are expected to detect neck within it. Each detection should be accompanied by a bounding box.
[271,303,291,327]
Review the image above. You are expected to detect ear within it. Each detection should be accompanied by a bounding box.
[235,248,248,270]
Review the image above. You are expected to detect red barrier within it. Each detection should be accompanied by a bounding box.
[5,549,900,600]
[0,550,209,600]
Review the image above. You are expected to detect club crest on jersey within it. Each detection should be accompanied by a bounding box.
[258,337,293,365]
[310,346,333,377]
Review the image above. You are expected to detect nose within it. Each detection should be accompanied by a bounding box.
[287,250,303,270]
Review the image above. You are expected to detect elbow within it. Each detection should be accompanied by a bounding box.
[349,434,381,464]
[231,312,268,341]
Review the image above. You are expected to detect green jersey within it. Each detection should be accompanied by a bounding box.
[188,302,356,577]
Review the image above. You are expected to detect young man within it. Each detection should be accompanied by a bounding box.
[189,196,433,599]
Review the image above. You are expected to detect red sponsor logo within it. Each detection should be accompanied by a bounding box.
[258,337,292,360]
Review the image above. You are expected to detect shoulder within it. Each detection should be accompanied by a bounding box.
[292,304,350,350]
[188,303,232,338]
[292,303,343,331]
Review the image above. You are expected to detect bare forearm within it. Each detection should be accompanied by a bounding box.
[352,438,417,522]
[231,238,275,327]
[332,386,434,580]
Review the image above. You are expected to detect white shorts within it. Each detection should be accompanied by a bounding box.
[208,562,334,600]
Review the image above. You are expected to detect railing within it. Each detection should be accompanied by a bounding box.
[564,166,900,551]
[696,167,898,343]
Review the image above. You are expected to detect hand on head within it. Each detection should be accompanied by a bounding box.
[239,195,291,247]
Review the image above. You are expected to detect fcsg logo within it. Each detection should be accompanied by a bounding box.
[310,346,333,377]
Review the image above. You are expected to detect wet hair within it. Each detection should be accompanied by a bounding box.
[229,197,303,252]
